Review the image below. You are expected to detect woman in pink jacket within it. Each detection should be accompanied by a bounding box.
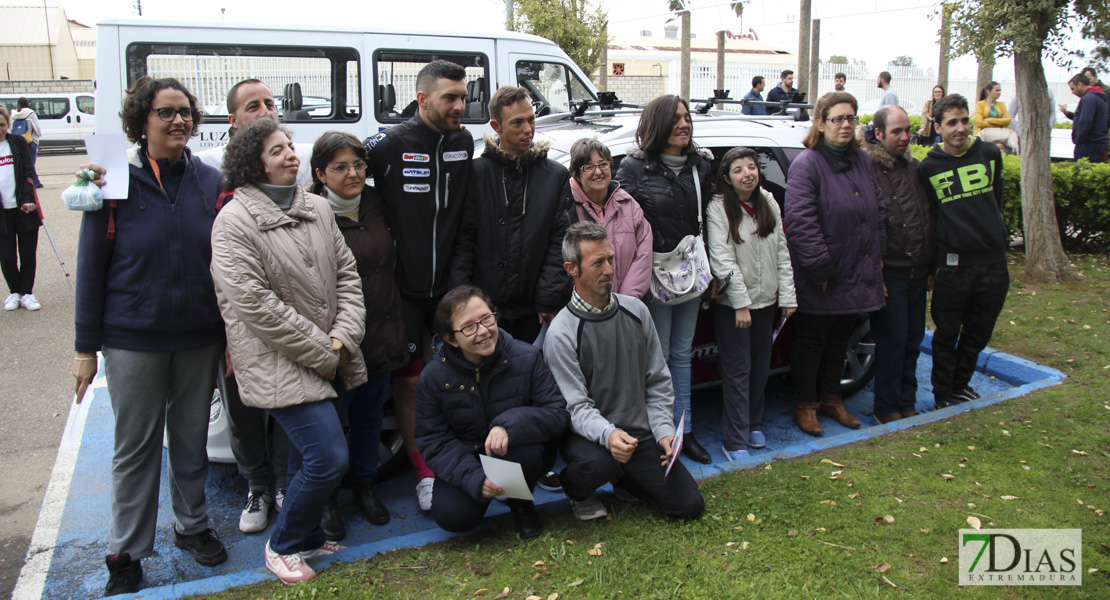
[567,138,652,298]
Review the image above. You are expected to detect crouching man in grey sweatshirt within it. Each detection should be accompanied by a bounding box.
[543,222,705,522]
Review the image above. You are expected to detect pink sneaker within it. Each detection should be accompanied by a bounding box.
[265,541,315,584]
[299,540,346,559]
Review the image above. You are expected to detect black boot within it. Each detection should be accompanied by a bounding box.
[105,552,142,596]
[681,433,712,464]
[356,481,390,525]
[321,492,346,541]
[508,501,543,539]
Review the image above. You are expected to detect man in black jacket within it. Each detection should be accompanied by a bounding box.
[918,94,1008,409]
[861,106,934,423]
[451,85,571,344]
[363,60,474,511]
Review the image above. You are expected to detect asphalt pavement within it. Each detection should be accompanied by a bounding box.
[0,152,86,600]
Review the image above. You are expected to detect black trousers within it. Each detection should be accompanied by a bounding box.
[930,262,1009,401]
[430,442,553,533]
[789,312,858,403]
[714,304,776,450]
[221,370,288,491]
[0,208,37,295]
[560,432,704,520]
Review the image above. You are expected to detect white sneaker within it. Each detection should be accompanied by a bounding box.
[570,495,608,520]
[3,294,19,311]
[299,540,346,559]
[239,490,273,534]
[20,294,40,311]
[416,477,434,511]
[265,541,316,584]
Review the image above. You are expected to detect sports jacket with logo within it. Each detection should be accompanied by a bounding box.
[917,138,1006,268]
[364,114,473,299]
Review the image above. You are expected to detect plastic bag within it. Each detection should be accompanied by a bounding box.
[62,169,104,211]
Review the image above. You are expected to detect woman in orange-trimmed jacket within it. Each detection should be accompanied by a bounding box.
[974,81,1018,152]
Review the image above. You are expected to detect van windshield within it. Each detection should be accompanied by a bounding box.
[516,61,595,116]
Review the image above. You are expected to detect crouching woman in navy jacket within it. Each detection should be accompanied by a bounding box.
[415,285,569,539]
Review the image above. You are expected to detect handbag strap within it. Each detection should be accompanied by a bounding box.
[691,162,702,230]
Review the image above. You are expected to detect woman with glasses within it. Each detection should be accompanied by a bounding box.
[71,77,227,596]
[783,91,885,437]
[568,137,652,298]
[211,118,367,584]
[615,95,715,464]
[308,131,407,535]
[919,85,945,146]
[414,285,569,539]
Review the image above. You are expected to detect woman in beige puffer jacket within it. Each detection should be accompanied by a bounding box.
[210,118,366,585]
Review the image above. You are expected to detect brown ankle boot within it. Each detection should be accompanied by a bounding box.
[794,402,822,436]
[819,394,861,428]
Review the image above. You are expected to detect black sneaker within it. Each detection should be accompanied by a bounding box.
[104,552,142,596]
[952,387,982,403]
[509,501,544,539]
[536,471,562,493]
[173,527,228,567]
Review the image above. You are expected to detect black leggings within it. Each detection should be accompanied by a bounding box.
[0,208,38,295]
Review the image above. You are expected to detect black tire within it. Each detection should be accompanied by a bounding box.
[839,316,876,397]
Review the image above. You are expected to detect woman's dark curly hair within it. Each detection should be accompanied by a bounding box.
[221,118,293,191]
[119,76,202,144]
[309,131,367,195]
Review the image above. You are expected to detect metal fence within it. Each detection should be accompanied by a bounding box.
[653,61,1075,115]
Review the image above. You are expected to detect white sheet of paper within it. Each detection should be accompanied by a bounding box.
[665,411,686,479]
[83,134,131,200]
[479,454,535,501]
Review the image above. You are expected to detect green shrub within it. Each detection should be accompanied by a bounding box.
[909,145,1110,250]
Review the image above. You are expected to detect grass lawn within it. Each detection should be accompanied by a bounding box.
[194,253,1110,600]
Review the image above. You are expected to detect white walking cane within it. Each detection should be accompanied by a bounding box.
[29,177,76,292]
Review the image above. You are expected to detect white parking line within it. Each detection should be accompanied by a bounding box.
[12,367,104,600]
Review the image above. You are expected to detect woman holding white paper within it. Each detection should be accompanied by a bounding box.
[414,285,569,539]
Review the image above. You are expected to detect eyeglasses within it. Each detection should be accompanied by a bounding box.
[454,312,497,337]
[326,162,368,175]
[580,161,611,174]
[826,115,860,126]
[151,107,195,122]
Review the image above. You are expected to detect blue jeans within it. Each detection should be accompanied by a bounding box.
[29,142,41,187]
[1074,142,1107,163]
[339,372,390,483]
[870,276,928,416]
[648,298,699,433]
[269,400,348,554]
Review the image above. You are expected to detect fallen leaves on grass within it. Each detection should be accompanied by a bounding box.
[568,579,584,588]
[787,530,798,537]
[493,588,512,599]
[1000,495,1019,500]
[876,563,891,573]
[474,589,489,596]
[532,560,545,568]
[940,474,956,481]
[820,459,845,467]
[967,516,982,530]
[747,513,756,522]
[587,543,604,557]
[940,557,949,564]
[1072,449,1089,456]
[882,575,899,588]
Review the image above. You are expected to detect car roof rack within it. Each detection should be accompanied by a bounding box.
[569,91,643,118]
[693,90,813,122]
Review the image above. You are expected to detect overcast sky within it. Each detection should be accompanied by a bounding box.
[18,0,1100,81]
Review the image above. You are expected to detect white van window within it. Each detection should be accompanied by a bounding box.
[32,98,71,120]
[125,43,361,123]
[77,95,95,115]
[373,51,489,123]
[516,61,593,116]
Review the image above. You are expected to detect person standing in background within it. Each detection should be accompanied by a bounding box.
[11,98,42,188]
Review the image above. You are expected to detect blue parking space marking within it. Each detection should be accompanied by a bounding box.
[15,332,1064,599]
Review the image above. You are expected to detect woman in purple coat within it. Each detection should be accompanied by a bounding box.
[783,92,885,436]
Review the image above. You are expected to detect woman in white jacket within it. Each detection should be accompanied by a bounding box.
[707,147,796,460]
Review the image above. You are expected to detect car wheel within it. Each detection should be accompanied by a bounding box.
[375,391,409,479]
[839,316,876,397]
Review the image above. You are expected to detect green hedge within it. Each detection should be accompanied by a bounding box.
[910,146,1110,250]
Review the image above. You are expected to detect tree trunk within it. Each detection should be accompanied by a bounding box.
[937,3,951,91]
[797,0,811,95]
[716,30,726,93]
[681,10,691,100]
[1014,50,1075,283]
[809,19,820,102]
[975,51,994,99]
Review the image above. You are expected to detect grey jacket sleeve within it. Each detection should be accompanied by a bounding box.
[543,312,618,449]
